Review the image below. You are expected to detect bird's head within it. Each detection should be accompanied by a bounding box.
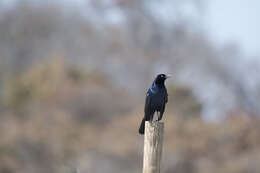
[154,74,171,85]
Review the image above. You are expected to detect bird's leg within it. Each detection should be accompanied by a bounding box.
[158,112,163,121]
[156,112,160,121]
[149,112,153,123]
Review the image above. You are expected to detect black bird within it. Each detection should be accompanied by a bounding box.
[139,74,170,135]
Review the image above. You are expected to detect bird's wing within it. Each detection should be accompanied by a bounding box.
[165,91,168,103]
[158,90,168,120]
[144,92,152,119]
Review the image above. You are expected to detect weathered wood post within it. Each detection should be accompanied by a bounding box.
[142,121,164,173]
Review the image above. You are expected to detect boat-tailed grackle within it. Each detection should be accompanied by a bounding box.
[139,74,170,135]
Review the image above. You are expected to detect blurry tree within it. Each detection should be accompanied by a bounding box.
[168,84,202,118]
[0,0,260,118]
[0,1,260,173]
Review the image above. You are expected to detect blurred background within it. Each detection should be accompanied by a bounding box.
[0,0,260,173]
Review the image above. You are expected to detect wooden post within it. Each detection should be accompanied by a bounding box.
[142,121,164,173]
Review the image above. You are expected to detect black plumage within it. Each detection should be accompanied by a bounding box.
[139,74,169,135]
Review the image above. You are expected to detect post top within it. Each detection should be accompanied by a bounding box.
[144,121,164,131]
[145,121,164,126]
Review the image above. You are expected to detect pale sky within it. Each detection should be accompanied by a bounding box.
[204,0,260,56]
[1,0,259,56]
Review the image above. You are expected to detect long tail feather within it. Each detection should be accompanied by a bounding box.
[138,119,145,135]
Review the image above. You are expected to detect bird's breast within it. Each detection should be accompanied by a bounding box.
[150,92,166,110]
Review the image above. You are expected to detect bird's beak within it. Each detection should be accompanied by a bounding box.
[166,74,172,79]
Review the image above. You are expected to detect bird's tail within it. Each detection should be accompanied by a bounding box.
[138,118,145,135]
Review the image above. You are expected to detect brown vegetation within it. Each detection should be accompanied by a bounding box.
[1,1,260,173]
[1,60,260,173]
